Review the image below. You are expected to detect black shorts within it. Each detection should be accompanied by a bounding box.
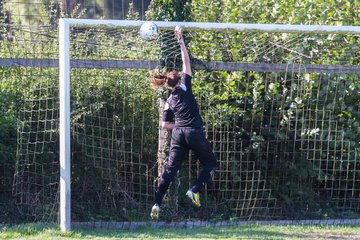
[167,127,217,171]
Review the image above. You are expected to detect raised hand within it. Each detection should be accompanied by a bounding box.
[175,25,184,44]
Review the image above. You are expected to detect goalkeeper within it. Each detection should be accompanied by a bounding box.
[149,26,217,220]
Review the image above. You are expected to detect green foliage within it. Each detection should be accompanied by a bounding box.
[0,90,16,165]
[0,68,19,223]
[190,0,360,25]
[146,0,192,21]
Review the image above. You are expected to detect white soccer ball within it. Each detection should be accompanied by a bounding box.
[139,22,159,40]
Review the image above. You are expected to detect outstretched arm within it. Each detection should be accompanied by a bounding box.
[161,121,174,130]
[175,26,192,76]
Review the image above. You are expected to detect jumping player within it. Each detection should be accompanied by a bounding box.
[149,26,217,220]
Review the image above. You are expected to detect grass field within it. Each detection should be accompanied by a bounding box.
[1,223,360,239]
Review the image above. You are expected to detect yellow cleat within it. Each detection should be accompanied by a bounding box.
[150,204,160,220]
[186,190,201,207]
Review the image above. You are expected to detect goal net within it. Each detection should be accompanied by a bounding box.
[5,19,360,229]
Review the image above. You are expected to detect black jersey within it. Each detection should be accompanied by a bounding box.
[162,74,203,128]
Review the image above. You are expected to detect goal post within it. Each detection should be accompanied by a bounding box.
[58,18,360,232]
[59,19,71,232]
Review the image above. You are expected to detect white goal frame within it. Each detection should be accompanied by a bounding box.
[59,18,360,232]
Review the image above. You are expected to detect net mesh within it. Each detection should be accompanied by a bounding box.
[1,23,360,224]
[0,26,59,221]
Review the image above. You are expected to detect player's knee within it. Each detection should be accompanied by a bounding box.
[160,169,177,184]
[204,164,216,174]
[158,176,169,187]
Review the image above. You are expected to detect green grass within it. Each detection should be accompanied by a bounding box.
[1,223,360,239]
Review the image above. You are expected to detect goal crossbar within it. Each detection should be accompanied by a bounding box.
[63,18,360,34]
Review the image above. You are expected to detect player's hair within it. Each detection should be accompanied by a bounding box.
[150,70,182,89]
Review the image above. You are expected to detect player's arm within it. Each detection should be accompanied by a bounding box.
[175,26,192,77]
[161,121,174,130]
[161,102,175,130]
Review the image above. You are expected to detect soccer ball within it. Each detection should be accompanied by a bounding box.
[139,22,159,40]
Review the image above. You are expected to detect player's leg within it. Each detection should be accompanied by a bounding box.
[185,128,217,207]
[151,128,187,219]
